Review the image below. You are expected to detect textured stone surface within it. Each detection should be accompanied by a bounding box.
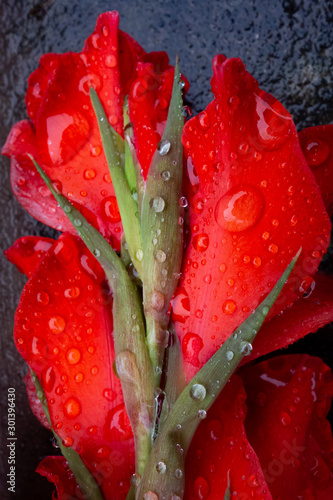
[1,0,332,498]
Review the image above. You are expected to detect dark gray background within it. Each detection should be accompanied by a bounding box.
[1,0,333,498]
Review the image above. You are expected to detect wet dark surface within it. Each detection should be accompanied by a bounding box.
[0,0,332,498]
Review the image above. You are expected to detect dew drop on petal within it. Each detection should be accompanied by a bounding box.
[105,54,117,68]
[303,139,330,167]
[37,291,50,306]
[222,300,236,315]
[66,348,81,365]
[64,286,81,299]
[62,436,74,447]
[101,196,121,223]
[64,397,81,418]
[49,316,66,334]
[194,476,210,500]
[192,233,209,252]
[280,411,291,426]
[215,185,265,232]
[254,94,292,150]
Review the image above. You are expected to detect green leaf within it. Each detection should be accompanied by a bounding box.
[90,88,143,278]
[31,370,105,500]
[31,157,155,477]
[136,250,301,499]
[140,59,184,384]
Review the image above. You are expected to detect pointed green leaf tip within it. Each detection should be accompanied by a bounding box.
[90,88,143,278]
[136,250,301,500]
[31,371,104,500]
[141,59,184,383]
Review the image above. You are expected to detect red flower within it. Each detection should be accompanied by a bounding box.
[3,11,333,500]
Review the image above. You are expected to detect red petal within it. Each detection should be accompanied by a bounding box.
[185,375,272,499]
[14,233,134,498]
[240,354,333,499]
[173,55,331,380]
[37,456,82,499]
[299,124,333,216]
[24,371,51,430]
[5,236,54,277]
[244,274,333,363]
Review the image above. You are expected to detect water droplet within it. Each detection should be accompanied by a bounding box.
[268,243,279,254]
[240,341,253,356]
[198,110,210,130]
[143,492,159,500]
[226,350,234,361]
[194,476,210,499]
[192,233,209,252]
[222,300,236,315]
[66,348,81,365]
[155,250,166,263]
[105,54,117,68]
[161,170,170,181]
[84,169,97,180]
[62,436,74,447]
[74,372,84,382]
[175,469,183,479]
[93,249,101,257]
[64,204,72,213]
[37,291,50,306]
[101,196,121,222]
[156,461,167,474]
[262,305,269,316]
[103,388,116,401]
[254,94,292,150]
[157,140,171,155]
[136,249,143,261]
[151,291,165,311]
[215,185,265,232]
[42,111,91,166]
[182,332,203,367]
[190,384,207,401]
[49,316,66,334]
[197,410,207,420]
[179,196,188,208]
[150,196,165,213]
[280,411,291,426]
[64,286,81,299]
[73,218,82,227]
[64,397,82,418]
[303,139,330,167]
[131,473,141,487]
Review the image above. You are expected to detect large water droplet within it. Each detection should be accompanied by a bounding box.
[155,250,166,263]
[215,185,265,232]
[192,233,209,252]
[37,291,50,306]
[182,332,203,367]
[151,291,165,311]
[190,384,207,401]
[66,348,81,365]
[254,93,292,150]
[240,341,253,356]
[150,196,165,213]
[226,350,234,361]
[143,492,158,500]
[194,476,210,500]
[157,140,171,155]
[222,300,236,315]
[41,111,91,166]
[101,196,121,223]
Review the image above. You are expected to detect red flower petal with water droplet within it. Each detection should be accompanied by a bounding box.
[36,456,82,499]
[240,354,333,499]
[185,375,272,499]
[243,274,333,363]
[299,124,333,216]
[173,55,331,380]
[5,236,54,277]
[128,61,189,177]
[14,233,134,498]
[2,12,176,250]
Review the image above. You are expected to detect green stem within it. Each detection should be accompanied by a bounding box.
[136,250,301,499]
[31,157,155,479]
[31,370,104,500]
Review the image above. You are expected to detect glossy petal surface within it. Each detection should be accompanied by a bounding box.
[185,375,272,499]
[2,12,173,250]
[173,55,331,380]
[5,236,54,277]
[299,124,333,216]
[14,233,134,498]
[241,355,333,499]
[37,456,82,499]
[245,274,333,363]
